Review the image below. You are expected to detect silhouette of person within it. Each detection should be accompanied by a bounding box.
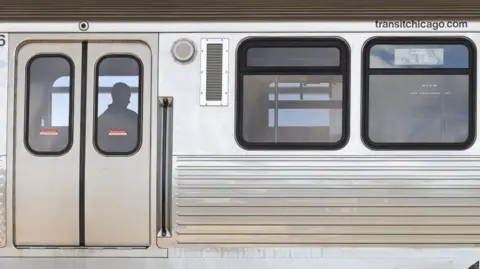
[97,82,138,152]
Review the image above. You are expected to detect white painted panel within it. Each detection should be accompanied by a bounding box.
[0,249,478,269]
[0,156,5,247]
[0,33,7,155]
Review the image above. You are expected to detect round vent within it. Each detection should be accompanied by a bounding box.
[172,39,195,63]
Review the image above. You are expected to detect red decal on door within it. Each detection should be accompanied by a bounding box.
[39,129,59,135]
[109,129,127,136]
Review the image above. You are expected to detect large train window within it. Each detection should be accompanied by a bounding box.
[94,55,142,155]
[235,38,350,150]
[362,37,476,150]
[25,55,74,155]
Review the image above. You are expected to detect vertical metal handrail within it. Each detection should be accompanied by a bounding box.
[157,96,173,238]
[469,261,479,269]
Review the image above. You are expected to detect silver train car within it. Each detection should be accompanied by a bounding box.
[2,0,480,268]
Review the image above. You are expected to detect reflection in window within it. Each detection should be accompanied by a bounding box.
[95,56,142,155]
[368,75,469,143]
[243,75,343,144]
[237,38,349,149]
[97,93,139,115]
[369,44,469,69]
[26,56,73,154]
[51,76,140,126]
[267,83,332,127]
[364,39,475,149]
[51,93,70,126]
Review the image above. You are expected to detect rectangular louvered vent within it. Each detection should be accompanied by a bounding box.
[206,44,222,101]
[200,38,228,106]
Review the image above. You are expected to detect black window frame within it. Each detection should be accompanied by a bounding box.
[93,54,144,156]
[362,37,476,150]
[235,37,350,150]
[24,54,75,156]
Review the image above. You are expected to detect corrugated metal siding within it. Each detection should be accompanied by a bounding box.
[174,156,480,245]
[2,0,480,21]
[0,157,6,247]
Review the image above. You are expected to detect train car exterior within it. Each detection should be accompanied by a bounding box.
[2,18,480,269]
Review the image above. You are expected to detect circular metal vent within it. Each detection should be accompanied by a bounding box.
[172,39,195,63]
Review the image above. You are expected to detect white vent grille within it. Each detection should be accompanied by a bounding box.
[200,38,228,106]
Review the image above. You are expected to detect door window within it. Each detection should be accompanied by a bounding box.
[94,55,142,155]
[25,55,74,155]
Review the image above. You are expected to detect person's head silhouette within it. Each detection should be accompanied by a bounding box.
[111,82,131,109]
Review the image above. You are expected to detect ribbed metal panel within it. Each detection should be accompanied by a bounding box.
[174,155,480,245]
[1,0,480,21]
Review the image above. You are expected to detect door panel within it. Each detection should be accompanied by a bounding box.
[14,42,82,246]
[84,42,152,246]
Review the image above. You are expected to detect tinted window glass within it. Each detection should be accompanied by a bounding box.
[26,56,73,154]
[51,93,70,126]
[242,75,343,143]
[370,44,469,69]
[98,92,139,114]
[51,75,140,126]
[247,47,340,67]
[363,38,475,149]
[237,38,349,150]
[95,56,142,155]
[368,75,469,143]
